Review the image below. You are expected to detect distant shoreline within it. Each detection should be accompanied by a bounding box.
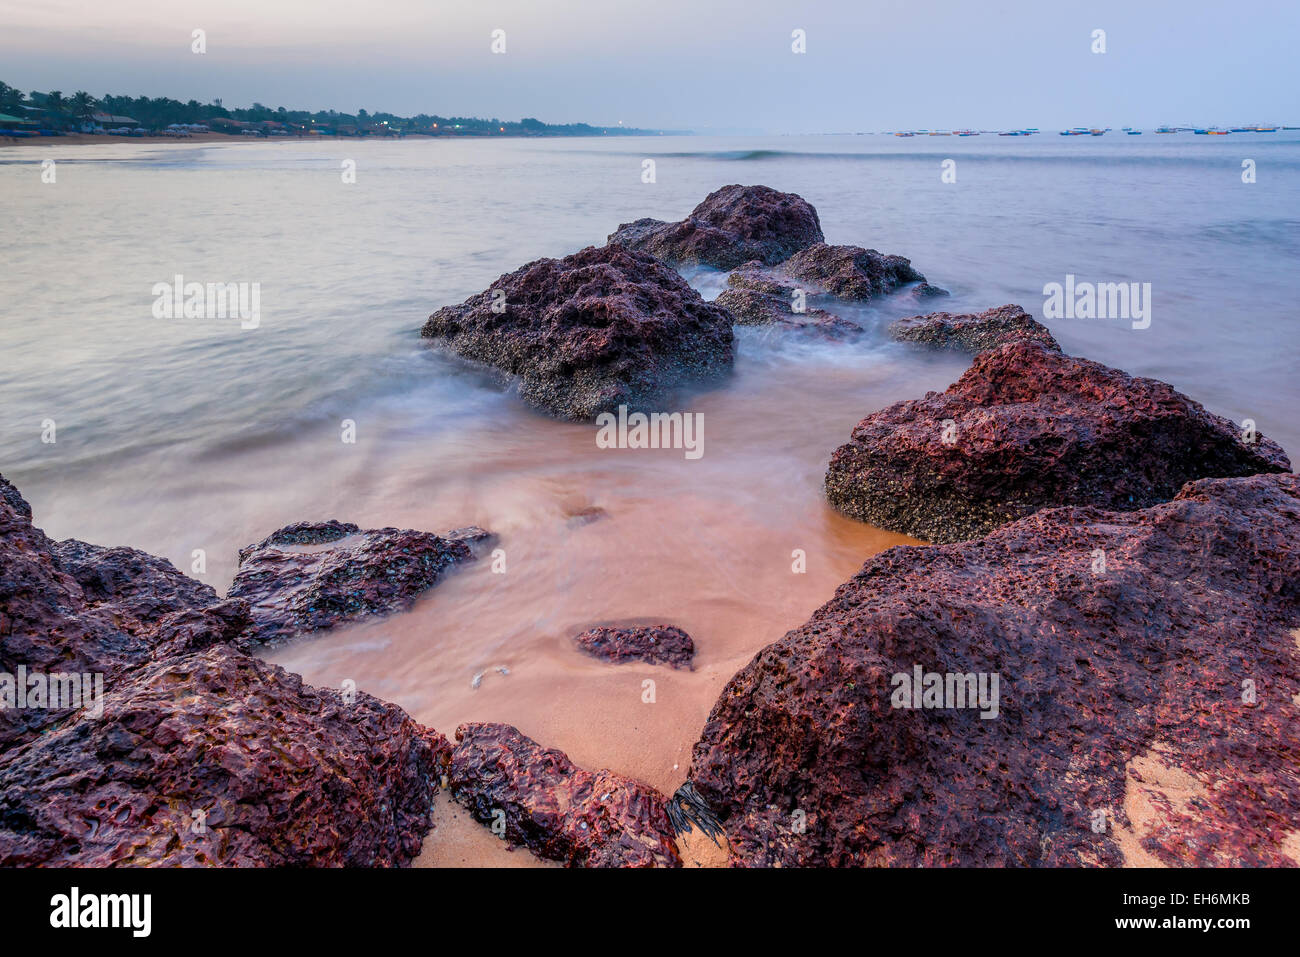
[0,130,673,148]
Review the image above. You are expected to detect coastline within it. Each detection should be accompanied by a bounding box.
[0,130,663,149]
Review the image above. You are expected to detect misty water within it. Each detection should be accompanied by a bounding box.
[2,133,1296,860]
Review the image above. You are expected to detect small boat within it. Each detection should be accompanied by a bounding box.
[1207,130,1230,135]
[1154,127,1177,134]
[1126,130,1142,134]
[894,131,915,137]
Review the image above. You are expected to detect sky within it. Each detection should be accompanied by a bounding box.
[1,0,1297,132]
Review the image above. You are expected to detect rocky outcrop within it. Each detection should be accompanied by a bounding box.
[573,624,695,669]
[1,646,448,867]
[0,475,445,867]
[689,472,1300,867]
[825,339,1290,543]
[607,184,824,269]
[229,520,477,647]
[445,722,682,867]
[890,304,1060,354]
[781,243,943,300]
[422,243,734,420]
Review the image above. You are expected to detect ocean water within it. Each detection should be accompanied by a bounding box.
[1,134,1296,857]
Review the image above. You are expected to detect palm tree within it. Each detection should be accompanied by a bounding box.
[69,90,98,127]
[0,81,24,113]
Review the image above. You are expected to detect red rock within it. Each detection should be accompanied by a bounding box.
[229,520,476,646]
[825,339,1290,543]
[0,646,448,867]
[446,722,681,867]
[573,624,695,669]
[689,472,1300,867]
[0,475,445,867]
[607,184,824,269]
[890,303,1060,353]
[422,243,734,420]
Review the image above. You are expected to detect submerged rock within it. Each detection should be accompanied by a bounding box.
[0,475,445,866]
[573,624,695,669]
[422,243,734,420]
[690,472,1300,867]
[825,339,1289,543]
[607,184,824,269]
[714,289,862,338]
[781,242,943,300]
[715,262,863,338]
[890,303,1060,354]
[909,281,951,301]
[445,722,682,867]
[229,521,476,646]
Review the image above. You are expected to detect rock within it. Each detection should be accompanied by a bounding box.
[890,304,1060,354]
[714,289,862,338]
[445,722,682,867]
[607,184,824,269]
[52,539,222,614]
[781,243,942,300]
[229,521,476,647]
[422,244,734,420]
[716,262,863,338]
[689,472,1300,867]
[0,475,445,866]
[1,646,448,867]
[442,525,496,549]
[573,624,695,669]
[910,282,951,300]
[0,475,245,748]
[825,339,1290,543]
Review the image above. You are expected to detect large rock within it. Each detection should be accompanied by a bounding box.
[890,303,1060,354]
[445,722,682,867]
[229,520,476,646]
[825,339,1290,543]
[0,474,239,748]
[422,244,734,420]
[689,472,1300,867]
[0,646,448,867]
[607,184,824,269]
[0,475,445,867]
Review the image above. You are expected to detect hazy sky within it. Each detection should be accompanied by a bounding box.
[2,0,1296,131]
